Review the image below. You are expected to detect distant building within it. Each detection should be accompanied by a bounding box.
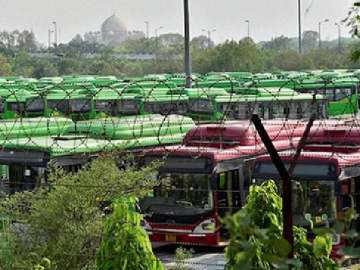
[83,14,145,46]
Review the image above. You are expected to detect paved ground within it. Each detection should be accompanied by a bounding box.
[155,245,225,270]
[155,244,360,270]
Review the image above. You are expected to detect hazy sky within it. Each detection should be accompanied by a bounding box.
[0,0,355,45]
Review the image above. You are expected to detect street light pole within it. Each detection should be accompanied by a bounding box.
[335,22,342,53]
[145,21,150,38]
[244,20,250,39]
[52,21,58,47]
[202,29,216,41]
[298,0,302,54]
[318,19,329,49]
[184,0,192,88]
[155,26,163,38]
[48,29,53,49]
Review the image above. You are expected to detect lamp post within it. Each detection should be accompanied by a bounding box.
[335,22,342,53]
[201,29,216,41]
[48,29,53,49]
[145,21,150,38]
[318,19,329,49]
[52,21,58,47]
[201,28,216,48]
[154,26,163,38]
[184,0,192,88]
[244,20,250,39]
[298,0,302,53]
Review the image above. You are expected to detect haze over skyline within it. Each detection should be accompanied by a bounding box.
[0,0,355,46]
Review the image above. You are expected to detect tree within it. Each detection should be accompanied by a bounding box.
[192,39,266,73]
[32,59,58,78]
[96,197,164,270]
[191,35,214,50]
[0,155,159,270]
[224,180,338,270]
[302,30,319,51]
[0,54,12,76]
[263,35,291,51]
[11,51,34,77]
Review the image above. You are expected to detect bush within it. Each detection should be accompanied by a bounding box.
[224,180,338,270]
[96,197,164,270]
[0,155,159,270]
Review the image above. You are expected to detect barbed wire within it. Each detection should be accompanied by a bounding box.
[1,72,360,268]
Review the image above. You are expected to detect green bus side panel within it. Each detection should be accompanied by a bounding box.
[328,94,358,117]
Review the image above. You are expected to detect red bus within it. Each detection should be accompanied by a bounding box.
[252,125,360,260]
[139,120,306,246]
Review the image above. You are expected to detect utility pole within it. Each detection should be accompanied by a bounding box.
[154,26,163,38]
[52,21,58,47]
[202,28,216,47]
[184,0,192,88]
[318,19,329,49]
[58,27,61,45]
[145,21,150,38]
[48,29,53,49]
[251,115,294,257]
[202,29,216,41]
[298,0,302,53]
[244,20,250,39]
[335,22,341,53]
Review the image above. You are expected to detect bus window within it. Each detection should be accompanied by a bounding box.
[283,105,290,118]
[296,103,303,119]
[334,88,352,101]
[9,102,25,114]
[325,89,335,101]
[25,98,44,113]
[176,102,188,114]
[217,170,240,217]
[264,106,272,120]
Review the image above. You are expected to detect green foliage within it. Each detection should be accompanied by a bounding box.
[224,180,338,270]
[173,247,193,270]
[0,54,12,76]
[96,197,164,270]
[0,155,159,270]
[0,28,359,77]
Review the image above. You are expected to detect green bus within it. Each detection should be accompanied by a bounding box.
[0,114,195,194]
[249,70,359,117]
[0,117,75,187]
[185,87,327,122]
[293,78,359,117]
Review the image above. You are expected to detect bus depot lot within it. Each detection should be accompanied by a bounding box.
[155,246,360,270]
[155,245,225,270]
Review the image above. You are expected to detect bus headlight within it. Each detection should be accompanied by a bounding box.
[193,218,216,234]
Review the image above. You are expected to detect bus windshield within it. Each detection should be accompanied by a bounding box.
[118,100,139,115]
[293,180,336,226]
[25,98,45,112]
[95,100,115,114]
[140,173,213,219]
[158,173,213,209]
[189,99,213,114]
[69,99,91,113]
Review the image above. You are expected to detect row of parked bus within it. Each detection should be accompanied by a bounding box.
[0,115,359,260]
[139,119,360,260]
[1,69,360,262]
[0,69,359,123]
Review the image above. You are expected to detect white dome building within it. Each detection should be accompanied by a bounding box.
[101,14,128,46]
